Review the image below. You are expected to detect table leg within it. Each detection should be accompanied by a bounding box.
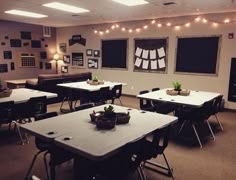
[50,153,56,180]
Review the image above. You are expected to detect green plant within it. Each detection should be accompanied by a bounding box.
[104,105,115,118]
[172,81,181,91]
[92,76,98,82]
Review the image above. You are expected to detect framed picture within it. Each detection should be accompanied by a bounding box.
[61,66,69,73]
[59,43,67,53]
[88,58,98,69]
[63,55,70,64]
[86,49,93,56]
[72,52,84,67]
[45,62,52,70]
[94,50,100,57]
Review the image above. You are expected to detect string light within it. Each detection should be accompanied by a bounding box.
[93,15,235,35]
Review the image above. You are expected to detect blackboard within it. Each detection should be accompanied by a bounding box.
[102,39,127,69]
[175,36,220,75]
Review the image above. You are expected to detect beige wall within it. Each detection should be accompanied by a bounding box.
[0,20,57,87]
[56,13,236,109]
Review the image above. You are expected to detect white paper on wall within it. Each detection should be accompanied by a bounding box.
[158,58,166,68]
[142,50,149,59]
[135,47,142,57]
[150,50,157,59]
[157,47,165,58]
[151,60,158,69]
[134,57,142,67]
[142,60,149,69]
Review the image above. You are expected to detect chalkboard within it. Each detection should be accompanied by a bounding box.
[102,39,127,69]
[175,36,220,75]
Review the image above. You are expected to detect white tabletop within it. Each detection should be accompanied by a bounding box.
[21,104,177,161]
[57,81,127,91]
[0,88,58,104]
[137,88,221,107]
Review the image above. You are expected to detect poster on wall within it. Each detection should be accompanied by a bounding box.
[134,38,168,73]
[72,52,84,67]
[88,58,98,69]
[3,51,12,59]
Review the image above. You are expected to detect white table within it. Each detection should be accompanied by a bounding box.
[57,81,127,110]
[0,88,58,104]
[21,104,177,179]
[57,81,127,91]
[137,88,221,107]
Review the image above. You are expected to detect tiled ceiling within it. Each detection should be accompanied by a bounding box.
[0,0,235,27]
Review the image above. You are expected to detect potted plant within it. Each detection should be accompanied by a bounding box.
[92,76,99,83]
[172,81,181,92]
[96,105,116,129]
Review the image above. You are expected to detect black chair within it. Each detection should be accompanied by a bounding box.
[151,88,174,114]
[110,84,123,105]
[139,90,155,112]
[28,96,47,120]
[141,125,175,180]
[98,86,110,104]
[211,95,223,131]
[0,101,25,145]
[74,135,147,180]
[74,102,94,111]
[175,100,215,148]
[25,112,58,180]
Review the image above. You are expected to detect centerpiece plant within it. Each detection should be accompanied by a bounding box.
[172,81,181,91]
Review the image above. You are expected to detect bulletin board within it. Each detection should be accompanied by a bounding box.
[134,38,168,73]
[175,36,221,75]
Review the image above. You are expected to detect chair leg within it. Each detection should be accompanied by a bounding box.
[163,153,175,180]
[43,151,50,180]
[178,120,186,135]
[137,165,146,180]
[192,124,203,148]
[12,121,25,145]
[206,120,215,141]
[215,115,223,131]
[25,150,45,180]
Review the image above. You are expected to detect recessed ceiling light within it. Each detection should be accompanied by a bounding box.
[112,0,149,6]
[42,2,89,13]
[4,10,47,18]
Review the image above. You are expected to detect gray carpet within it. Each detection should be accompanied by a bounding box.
[0,96,235,180]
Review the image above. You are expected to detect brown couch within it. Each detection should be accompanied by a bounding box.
[25,72,92,103]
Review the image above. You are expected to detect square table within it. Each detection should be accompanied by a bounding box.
[137,88,221,107]
[57,81,127,110]
[20,104,177,180]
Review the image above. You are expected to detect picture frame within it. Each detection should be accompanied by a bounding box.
[59,43,67,53]
[86,49,93,56]
[61,65,69,73]
[63,55,70,64]
[88,58,98,69]
[94,50,100,57]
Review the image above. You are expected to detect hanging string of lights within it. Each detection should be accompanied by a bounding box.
[93,16,236,35]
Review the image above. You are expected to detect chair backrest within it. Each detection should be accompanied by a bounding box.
[111,84,122,99]
[140,125,171,160]
[99,86,110,102]
[139,90,152,110]
[28,96,47,116]
[34,111,58,121]
[192,100,214,122]
[211,95,223,115]
[74,103,94,111]
[152,87,160,92]
[0,101,14,124]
